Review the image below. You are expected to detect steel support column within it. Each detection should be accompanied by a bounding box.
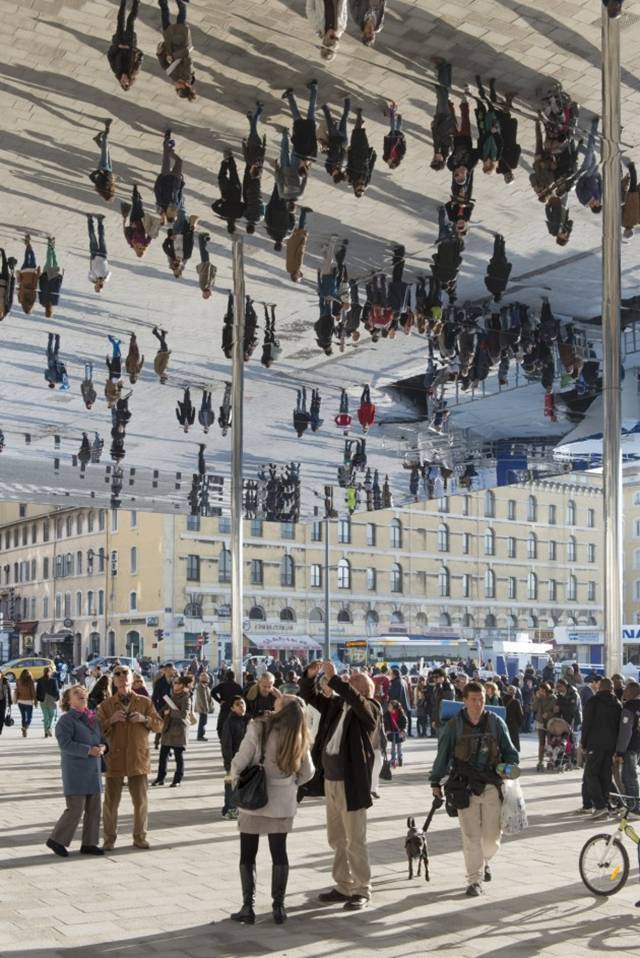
[601,9,623,675]
[230,239,246,682]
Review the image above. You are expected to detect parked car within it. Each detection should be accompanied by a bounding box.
[2,656,57,681]
[83,656,141,675]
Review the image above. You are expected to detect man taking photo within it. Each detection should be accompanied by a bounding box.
[429,681,518,897]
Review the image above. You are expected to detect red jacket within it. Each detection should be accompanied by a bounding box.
[335,413,352,428]
[358,402,376,430]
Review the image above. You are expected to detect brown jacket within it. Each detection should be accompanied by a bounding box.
[154,349,171,380]
[17,268,40,314]
[157,24,194,86]
[623,190,640,231]
[160,690,190,748]
[98,691,163,778]
[286,228,308,278]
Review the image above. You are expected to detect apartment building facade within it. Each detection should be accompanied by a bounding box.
[0,475,604,663]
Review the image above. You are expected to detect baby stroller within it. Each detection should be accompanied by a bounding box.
[544,716,573,771]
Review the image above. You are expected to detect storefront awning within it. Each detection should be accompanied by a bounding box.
[248,634,322,652]
[40,630,73,642]
[17,620,38,634]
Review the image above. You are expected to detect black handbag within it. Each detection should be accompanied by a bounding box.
[231,723,269,811]
[4,708,14,727]
[380,758,392,781]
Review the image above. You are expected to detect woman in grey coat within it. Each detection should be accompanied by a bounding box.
[46,685,106,858]
[228,695,314,925]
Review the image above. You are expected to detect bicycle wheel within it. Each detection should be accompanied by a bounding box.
[579,833,629,896]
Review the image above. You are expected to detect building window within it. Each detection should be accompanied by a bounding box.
[567,500,576,526]
[508,537,516,559]
[77,514,84,535]
[31,523,37,544]
[43,518,50,542]
[76,551,82,575]
[281,522,295,540]
[462,574,471,598]
[87,512,95,533]
[250,518,263,538]
[13,528,19,547]
[548,504,557,525]
[391,562,403,593]
[439,567,450,598]
[528,572,538,600]
[30,558,36,580]
[588,581,596,602]
[64,592,71,618]
[528,496,537,522]
[462,495,470,517]
[527,533,537,560]
[310,607,324,623]
[218,516,231,534]
[548,540,557,561]
[338,518,351,544]
[390,519,402,549]
[111,510,118,533]
[129,591,137,611]
[588,543,596,563]
[43,557,49,580]
[280,607,296,622]
[76,591,82,616]
[567,575,577,601]
[568,537,577,562]
[337,558,351,590]
[508,576,517,600]
[367,523,377,547]
[390,610,404,626]
[438,524,449,552]
[484,528,495,556]
[187,555,201,582]
[635,580,640,602]
[310,564,322,588]
[43,595,49,618]
[55,593,62,618]
[484,490,495,518]
[548,579,557,602]
[250,559,263,586]
[508,500,516,521]
[438,496,449,513]
[311,520,322,542]
[98,548,105,573]
[130,547,137,574]
[587,508,595,528]
[635,519,640,538]
[186,515,201,532]
[281,555,295,588]
[485,568,495,599]
[367,567,377,591]
[98,589,104,615]
[337,609,352,624]
[98,510,106,531]
[66,517,73,537]
[130,510,137,529]
[463,532,472,555]
[248,606,265,621]
[218,549,230,584]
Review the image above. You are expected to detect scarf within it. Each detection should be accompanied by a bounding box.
[72,706,97,728]
[325,701,350,755]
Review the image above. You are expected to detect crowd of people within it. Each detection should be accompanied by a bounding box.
[3,646,638,918]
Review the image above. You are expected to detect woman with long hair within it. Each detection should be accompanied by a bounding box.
[87,674,111,712]
[14,669,37,737]
[228,694,314,925]
[36,665,60,738]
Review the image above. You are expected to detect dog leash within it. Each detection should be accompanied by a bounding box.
[423,795,444,833]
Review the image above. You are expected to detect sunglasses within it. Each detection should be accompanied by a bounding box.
[113,670,131,677]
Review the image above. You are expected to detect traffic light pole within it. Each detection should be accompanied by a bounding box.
[601,8,623,676]
[230,238,246,683]
[324,516,330,659]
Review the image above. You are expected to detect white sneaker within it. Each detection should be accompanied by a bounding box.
[591,808,609,820]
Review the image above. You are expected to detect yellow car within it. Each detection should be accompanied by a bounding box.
[1,656,57,682]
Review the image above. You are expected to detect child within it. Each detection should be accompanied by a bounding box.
[220,696,247,819]
[89,119,115,201]
[152,674,191,787]
[384,699,407,768]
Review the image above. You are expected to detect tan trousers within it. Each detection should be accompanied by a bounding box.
[325,779,371,899]
[102,774,148,845]
[50,793,101,848]
[457,785,502,885]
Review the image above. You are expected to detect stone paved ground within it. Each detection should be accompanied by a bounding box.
[1,707,639,957]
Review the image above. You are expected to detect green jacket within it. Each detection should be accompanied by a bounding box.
[430,709,519,785]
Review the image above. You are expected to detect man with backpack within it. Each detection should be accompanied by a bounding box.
[430,682,518,897]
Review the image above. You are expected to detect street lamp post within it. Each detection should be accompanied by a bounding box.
[230,239,246,683]
[324,516,330,660]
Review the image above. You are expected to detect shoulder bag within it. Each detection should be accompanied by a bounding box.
[230,722,269,811]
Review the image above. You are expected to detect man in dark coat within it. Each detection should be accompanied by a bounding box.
[212,670,243,738]
[108,0,144,91]
[300,660,379,911]
[212,152,245,234]
[581,677,622,818]
[220,696,248,819]
[484,234,512,302]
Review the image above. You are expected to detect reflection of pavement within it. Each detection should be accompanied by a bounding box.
[1,726,638,957]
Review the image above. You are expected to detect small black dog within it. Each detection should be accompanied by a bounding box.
[405,797,443,881]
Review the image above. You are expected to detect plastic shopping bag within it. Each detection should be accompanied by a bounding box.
[500,779,528,835]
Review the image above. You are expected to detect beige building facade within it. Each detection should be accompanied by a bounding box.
[0,475,604,664]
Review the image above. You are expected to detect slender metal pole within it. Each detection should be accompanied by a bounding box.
[602,9,623,676]
[324,516,330,659]
[231,239,246,683]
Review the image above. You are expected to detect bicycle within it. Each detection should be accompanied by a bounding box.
[579,794,640,897]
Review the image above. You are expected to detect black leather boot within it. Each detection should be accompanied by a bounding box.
[271,865,289,924]
[230,864,256,924]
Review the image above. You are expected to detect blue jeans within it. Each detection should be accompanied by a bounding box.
[99,132,112,173]
[622,751,639,812]
[18,704,33,729]
[388,732,403,764]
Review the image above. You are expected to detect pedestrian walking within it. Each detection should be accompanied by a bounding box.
[321,98,350,183]
[17,234,40,314]
[622,161,640,238]
[0,247,17,320]
[198,390,215,433]
[616,680,640,814]
[213,669,244,738]
[87,214,110,292]
[156,0,196,100]
[106,335,122,382]
[97,663,164,850]
[384,699,407,767]
[37,237,63,318]
[430,681,518,896]
[581,677,622,819]
[575,116,602,213]
[152,674,190,787]
[261,305,282,368]
[176,387,196,432]
[14,669,38,737]
[286,207,311,282]
[347,108,376,197]
[155,130,184,223]
[430,59,455,170]
[44,333,70,391]
[307,0,347,61]
[121,185,161,257]
[382,102,406,169]
[81,362,97,409]
[152,327,171,384]
[357,385,375,432]
[193,672,214,741]
[282,80,319,163]
[228,695,314,924]
[46,685,107,858]
[265,182,295,251]
[484,234,512,302]
[212,152,246,234]
[108,0,143,90]
[349,0,386,46]
[125,333,144,384]
[293,387,311,437]
[196,232,217,298]
[275,130,308,205]
[220,695,248,818]
[37,666,60,737]
[89,119,115,201]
